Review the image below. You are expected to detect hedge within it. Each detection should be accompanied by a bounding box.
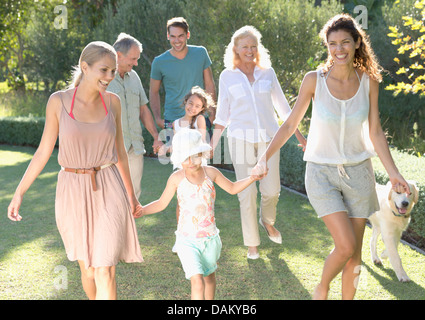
[1,116,424,249]
[0,116,58,147]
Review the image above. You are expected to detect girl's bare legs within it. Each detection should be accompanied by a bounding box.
[190,273,216,300]
[204,272,216,300]
[313,211,358,300]
[78,261,116,300]
[191,274,205,300]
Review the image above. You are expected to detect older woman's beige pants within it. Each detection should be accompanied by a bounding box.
[228,137,281,247]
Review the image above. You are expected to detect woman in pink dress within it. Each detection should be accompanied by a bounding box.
[7,41,144,300]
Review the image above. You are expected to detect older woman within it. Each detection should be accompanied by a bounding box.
[211,26,305,259]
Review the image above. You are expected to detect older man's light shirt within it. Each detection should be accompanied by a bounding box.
[108,69,149,155]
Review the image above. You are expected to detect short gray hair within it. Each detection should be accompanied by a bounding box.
[113,33,143,55]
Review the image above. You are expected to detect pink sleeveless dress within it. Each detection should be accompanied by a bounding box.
[55,88,143,268]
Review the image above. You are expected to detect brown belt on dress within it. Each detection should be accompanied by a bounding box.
[61,163,113,191]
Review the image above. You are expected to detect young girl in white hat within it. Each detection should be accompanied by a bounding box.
[137,128,263,300]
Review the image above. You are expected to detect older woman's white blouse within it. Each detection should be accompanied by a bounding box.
[303,69,376,165]
[214,66,292,143]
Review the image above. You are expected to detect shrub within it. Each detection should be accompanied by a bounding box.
[385,0,425,97]
[364,0,425,156]
[280,135,306,193]
[94,0,342,100]
[0,116,51,147]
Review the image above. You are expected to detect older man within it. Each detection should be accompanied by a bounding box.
[108,33,162,199]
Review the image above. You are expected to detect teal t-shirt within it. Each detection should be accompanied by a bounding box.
[150,45,212,121]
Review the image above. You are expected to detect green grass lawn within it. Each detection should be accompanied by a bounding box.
[1,144,425,300]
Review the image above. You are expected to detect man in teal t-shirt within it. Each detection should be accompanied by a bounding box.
[149,17,216,130]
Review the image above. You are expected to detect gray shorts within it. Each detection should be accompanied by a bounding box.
[305,159,379,219]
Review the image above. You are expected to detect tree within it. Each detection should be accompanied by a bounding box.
[95,0,341,99]
[94,0,186,87]
[0,0,34,91]
[386,0,425,96]
[24,1,82,92]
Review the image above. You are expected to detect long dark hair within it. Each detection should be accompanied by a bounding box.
[182,86,215,129]
[319,14,383,82]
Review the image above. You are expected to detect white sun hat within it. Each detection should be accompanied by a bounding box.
[170,128,211,168]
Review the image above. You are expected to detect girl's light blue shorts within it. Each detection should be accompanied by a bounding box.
[175,231,222,280]
[305,159,380,219]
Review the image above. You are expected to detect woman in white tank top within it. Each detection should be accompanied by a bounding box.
[253,14,410,300]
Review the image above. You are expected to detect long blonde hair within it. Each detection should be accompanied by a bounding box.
[223,25,271,70]
[69,41,117,88]
[319,14,383,82]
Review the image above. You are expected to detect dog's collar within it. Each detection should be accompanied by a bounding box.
[392,210,410,218]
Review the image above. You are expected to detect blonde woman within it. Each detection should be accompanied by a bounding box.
[7,41,144,300]
[211,26,305,259]
[253,14,410,299]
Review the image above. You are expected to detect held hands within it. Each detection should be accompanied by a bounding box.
[132,203,144,219]
[152,139,164,154]
[250,155,268,180]
[250,171,267,181]
[129,195,144,219]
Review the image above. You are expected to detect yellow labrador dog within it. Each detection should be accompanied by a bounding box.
[369,181,419,282]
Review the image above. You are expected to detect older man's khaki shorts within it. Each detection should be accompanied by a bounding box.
[305,159,380,219]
